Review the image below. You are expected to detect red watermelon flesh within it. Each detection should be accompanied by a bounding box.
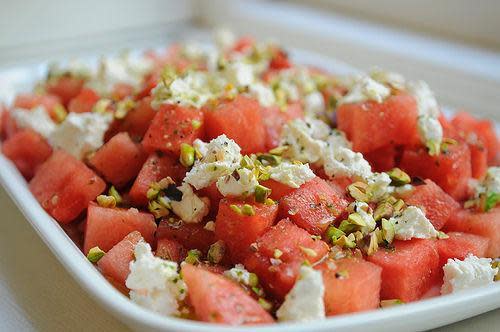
[46,76,84,106]
[436,232,489,267]
[2,129,52,179]
[198,182,224,215]
[129,153,186,206]
[364,145,399,173]
[279,177,349,235]
[260,179,295,201]
[317,258,382,316]
[444,208,500,258]
[468,143,488,179]
[29,150,106,224]
[68,88,100,113]
[204,95,266,155]
[244,219,329,299]
[156,220,215,254]
[367,239,440,302]
[182,264,274,325]
[115,96,156,141]
[215,198,278,262]
[13,93,62,120]
[261,102,303,150]
[399,143,472,201]
[337,94,420,153]
[84,203,156,254]
[404,179,460,230]
[97,231,143,287]
[89,132,147,188]
[155,237,186,262]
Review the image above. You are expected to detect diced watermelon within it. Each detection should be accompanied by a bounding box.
[468,142,488,179]
[337,94,420,153]
[67,88,100,113]
[231,36,255,54]
[129,153,186,206]
[46,76,85,106]
[260,179,295,201]
[436,232,489,267]
[198,182,224,215]
[451,112,499,163]
[97,231,143,287]
[83,203,156,254]
[244,219,329,299]
[13,93,62,120]
[155,237,186,262]
[204,96,266,154]
[29,150,106,223]
[269,48,292,70]
[279,177,349,235]
[2,129,52,179]
[142,104,204,155]
[89,132,147,188]
[261,102,303,150]
[215,198,279,262]
[156,220,215,254]
[444,208,500,258]
[399,142,472,201]
[317,258,382,315]
[404,179,459,230]
[364,145,399,173]
[182,264,274,325]
[367,239,440,302]
[111,83,135,101]
[114,96,156,141]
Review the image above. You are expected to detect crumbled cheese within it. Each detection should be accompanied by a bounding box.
[441,255,498,294]
[170,182,210,223]
[339,76,391,105]
[482,167,500,195]
[184,135,242,190]
[370,67,406,90]
[49,112,112,159]
[216,167,259,197]
[269,161,315,188]
[223,61,255,88]
[323,145,372,179]
[192,138,209,157]
[303,91,325,116]
[11,106,56,138]
[353,201,376,233]
[367,172,393,202]
[224,264,253,286]
[248,82,276,107]
[276,266,325,322]
[126,241,186,316]
[392,206,439,240]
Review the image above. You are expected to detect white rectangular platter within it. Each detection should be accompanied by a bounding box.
[0,44,499,332]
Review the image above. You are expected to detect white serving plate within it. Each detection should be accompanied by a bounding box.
[0,47,499,332]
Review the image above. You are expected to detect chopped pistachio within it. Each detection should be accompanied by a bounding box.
[326,226,345,242]
[427,139,441,156]
[347,213,367,227]
[115,98,136,119]
[146,187,160,200]
[335,270,349,279]
[334,234,357,249]
[484,192,500,212]
[299,246,317,258]
[374,201,394,221]
[148,200,169,219]
[241,204,255,216]
[92,98,112,113]
[180,143,195,167]
[437,231,449,239]
[347,182,369,202]
[264,198,275,206]
[386,168,411,186]
[269,146,288,155]
[255,184,272,203]
[240,155,255,169]
[157,195,172,209]
[96,195,116,208]
[380,299,405,308]
[87,246,105,263]
[338,219,357,234]
[230,204,243,215]
[366,232,379,256]
[185,249,202,265]
[191,119,202,130]
[108,186,122,205]
[273,248,283,259]
[257,154,282,166]
[381,218,395,243]
[53,104,67,123]
[258,298,273,311]
[248,273,259,288]
[492,260,500,282]
[207,241,226,264]
[204,221,215,232]
[392,199,406,215]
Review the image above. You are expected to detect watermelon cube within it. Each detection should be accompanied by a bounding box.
[444,208,500,258]
[156,220,215,254]
[468,143,488,179]
[2,129,52,179]
[182,264,274,325]
[317,258,382,315]
[399,143,472,201]
[142,104,204,155]
[204,95,266,154]
[436,232,489,267]
[129,153,186,206]
[198,182,224,215]
[363,145,399,173]
[67,88,100,113]
[46,76,84,106]
[97,231,143,287]
[84,203,156,254]
[367,239,440,302]
[279,177,349,235]
[89,132,147,188]
[244,219,329,299]
[215,198,279,262]
[13,93,62,120]
[261,102,303,150]
[29,150,106,223]
[155,237,186,262]
[404,179,459,230]
[337,94,420,153]
[260,179,295,200]
[115,96,156,141]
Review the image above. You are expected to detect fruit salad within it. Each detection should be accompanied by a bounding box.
[1,30,499,325]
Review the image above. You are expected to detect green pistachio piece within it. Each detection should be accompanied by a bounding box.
[185,249,202,265]
[326,226,345,242]
[386,168,411,186]
[108,186,122,205]
[381,218,395,243]
[207,241,226,264]
[148,200,169,219]
[273,248,283,259]
[179,143,195,168]
[392,199,406,215]
[255,184,272,203]
[258,298,273,311]
[191,119,202,130]
[374,201,394,221]
[53,104,67,123]
[347,213,367,227]
[257,154,282,166]
[366,232,379,256]
[347,182,369,202]
[230,204,243,215]
[299,246,318,257]
[427,139,441,156]
[484,192,500,212]
[264,198,275,206]
[269,146,288,156]
[248,273,259,288]
[380,299,405,308]
[96,195,116,208]
[87,246,105,263]
[241,204,256,216]
[333,234,357,249]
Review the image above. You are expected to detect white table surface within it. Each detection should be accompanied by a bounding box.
[0,185,498,331]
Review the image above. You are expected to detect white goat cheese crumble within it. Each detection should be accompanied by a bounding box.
[269,161,315,188]
[441,255,498,295]
[125,241,187,316]
[323,145,372,180]
[170,183,210,223]
[49,112,112,159]
[224,264,253,286]
[276,266,325,322]
[391,206,439,240]
[216,167,259,197]
[11,106,56,139]
[339,76,390,105]
[248,82,276,107]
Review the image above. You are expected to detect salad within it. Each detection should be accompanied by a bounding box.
[0,30,499,325]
